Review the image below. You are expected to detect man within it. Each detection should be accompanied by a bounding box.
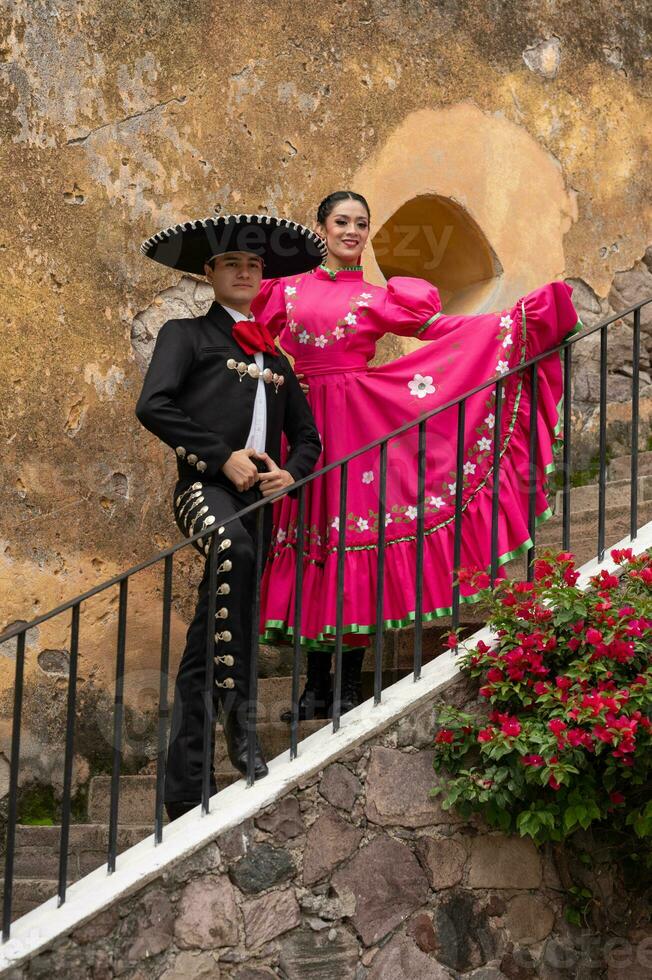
[136,213,325,820]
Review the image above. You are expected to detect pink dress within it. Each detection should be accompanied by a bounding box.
[251,267,579,649]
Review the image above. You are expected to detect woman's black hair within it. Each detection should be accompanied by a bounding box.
[316,191,370,226]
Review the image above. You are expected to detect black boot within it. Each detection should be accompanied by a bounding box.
[280,651,332,723]
[223,704,268,779]
[165,800,198,822]
[330,650,364,718]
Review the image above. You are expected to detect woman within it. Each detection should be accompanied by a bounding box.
[252,191,580,719]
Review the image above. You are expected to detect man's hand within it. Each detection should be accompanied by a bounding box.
[256,452,295,497]
[221,448,260,492]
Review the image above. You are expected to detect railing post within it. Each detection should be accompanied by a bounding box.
[562,344,573,552]
[247,509,264,787]
[374,441,388,705]
[154,555,173,844]
[290,487,305,759]
[2,631,26,941]
[413,422,427,682]
[598,324,608,561]
[58,604,80,904]
[630,306,641,541]
[527,363,539,579]
[201,534,219,814]
[107,579,128,873]
[332,463,348,734]
[452,400,466,632]
[490,381,503,584]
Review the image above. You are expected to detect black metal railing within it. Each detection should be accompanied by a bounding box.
[1,297,650,939]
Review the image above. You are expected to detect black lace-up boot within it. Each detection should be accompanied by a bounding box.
[280,651,332,722]
[330,650,364,718]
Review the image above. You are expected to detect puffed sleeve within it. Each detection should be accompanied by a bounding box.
[370,276,443,340]
[519,280,581,357]
[251,277,288,338]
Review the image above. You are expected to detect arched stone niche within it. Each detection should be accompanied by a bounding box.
[373,193,503,313]
[354,103,577,356]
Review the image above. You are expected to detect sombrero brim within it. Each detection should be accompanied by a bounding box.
[140,213,327,278]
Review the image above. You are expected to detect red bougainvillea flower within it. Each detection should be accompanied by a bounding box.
[548,719,567,735]
[567,728,594,749]
[477,727,495,743]
[435,729,455,744]
[548,775,561,790]
[585,627,603,645]
[609,791,625,805]
[611,547,634,564]
[500,717,521,737]
[521,754,545,767]
[446,633,458,649]
[534,559,554,582]
[563,567,580,586]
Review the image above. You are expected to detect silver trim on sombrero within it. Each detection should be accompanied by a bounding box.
[139,213,327,260]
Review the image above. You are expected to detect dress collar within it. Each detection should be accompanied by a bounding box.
[314,264,364,282]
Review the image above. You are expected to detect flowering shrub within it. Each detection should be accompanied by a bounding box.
[433,549,652,866]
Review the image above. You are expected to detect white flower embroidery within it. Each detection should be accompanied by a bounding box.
[496,360,509,375]
[315,334,328,348]
[287,302,294,311]
[357,517,369,532]
[463,461,476,476]
[360,292,373,299]
[333,325,346,340]
[362,471,374,484]
[405,505,418,521]
[285,285,297,296]
[344,312,357,325]
[385,512,393,526]
[298,330,309,344]
[408,374,436,398]
[331,517,340,532]
[485,412,495,429]
[477,436,492,452]
[448,482,457,496]
[502,334,513,348]
[429,496,444,509]
[276,528,287,543]
[500,314,513,329]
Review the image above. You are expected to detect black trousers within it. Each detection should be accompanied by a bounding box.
[164,476,271,804]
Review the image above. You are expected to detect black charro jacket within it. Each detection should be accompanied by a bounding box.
[135,300,321,486]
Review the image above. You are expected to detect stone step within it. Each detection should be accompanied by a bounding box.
[87,769,242,824]
[537,499,652,567]
[0,879,59,922]
[87,717,327,824]
[554,475,652,515]
[12,824,149,880]
[608,450,652,482]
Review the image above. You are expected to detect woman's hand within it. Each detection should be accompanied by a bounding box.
[296,372,309,394]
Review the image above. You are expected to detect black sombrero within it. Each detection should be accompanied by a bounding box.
[140,213,327,278]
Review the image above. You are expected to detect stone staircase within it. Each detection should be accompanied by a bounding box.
[5,451,651,923]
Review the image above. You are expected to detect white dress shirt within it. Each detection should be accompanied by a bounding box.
[223,305,267,454]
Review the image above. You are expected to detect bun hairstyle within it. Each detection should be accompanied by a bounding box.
[316,191,371,226]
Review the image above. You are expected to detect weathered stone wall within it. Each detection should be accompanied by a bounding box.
[1,3,651,791]
[8,677,649,979]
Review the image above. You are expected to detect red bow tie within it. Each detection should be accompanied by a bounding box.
[232,319,277,356]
